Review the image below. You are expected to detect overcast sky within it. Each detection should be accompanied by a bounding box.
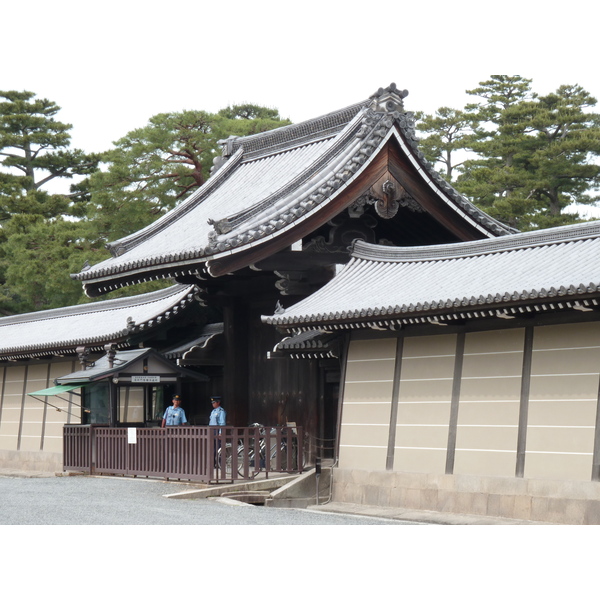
[4,0,599,155]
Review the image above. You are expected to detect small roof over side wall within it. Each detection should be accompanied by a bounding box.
[72,84,515,297]
[0,284,199,361]
[162,322,224,361]
[263,220,600,330]
[268,329,341,360]
[56,348,208,384]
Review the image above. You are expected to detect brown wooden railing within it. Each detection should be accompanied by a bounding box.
[63,425,305,483]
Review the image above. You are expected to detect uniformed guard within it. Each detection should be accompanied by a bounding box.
[161,394,188,427]
[209,396,226,426]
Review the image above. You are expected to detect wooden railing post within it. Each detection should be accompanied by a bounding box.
[90,425,96,474]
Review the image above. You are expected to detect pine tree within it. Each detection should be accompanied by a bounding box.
[0,91,100,314]
[417,77,600,230]
[415,107,475,180]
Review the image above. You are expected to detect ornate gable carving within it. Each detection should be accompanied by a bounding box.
[349,172,425,220]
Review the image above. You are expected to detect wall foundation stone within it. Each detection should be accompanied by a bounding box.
[0,449,62,473]
[332,468,600,524]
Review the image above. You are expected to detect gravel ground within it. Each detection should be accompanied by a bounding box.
[0,475,407,525]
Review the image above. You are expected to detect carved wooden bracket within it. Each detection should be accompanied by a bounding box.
[375,179,400,219]
[349,171,424,219]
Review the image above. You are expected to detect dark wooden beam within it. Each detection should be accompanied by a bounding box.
[252,250,349,272]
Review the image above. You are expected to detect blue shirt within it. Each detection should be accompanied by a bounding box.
[209,406,226,426]
[163,406,187,426]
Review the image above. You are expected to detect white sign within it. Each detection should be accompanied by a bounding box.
[131,375,160,383]
[128,428,137,444]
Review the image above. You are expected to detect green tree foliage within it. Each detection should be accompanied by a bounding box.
[0,91,100,314]
[416,76,600,230]
[454,76,539,227]
[523,85,600,224]
[86,105,291,245]
[0,217,102,312]
[415,107,475,180]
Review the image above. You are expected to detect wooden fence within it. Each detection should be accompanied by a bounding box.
[63,425,305,483]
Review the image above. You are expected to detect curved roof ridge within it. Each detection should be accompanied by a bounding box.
[226,100,369,159]
[0,284,195,328]
[206,109,368,242]
[81,104,369,268]
[351,220,600,262]
[205,107,515,257]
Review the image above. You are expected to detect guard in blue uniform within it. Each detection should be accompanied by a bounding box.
[209,396,226,426]
[161,395,188,427]
[209,396,226,468]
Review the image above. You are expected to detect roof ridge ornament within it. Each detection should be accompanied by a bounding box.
[369,83,409,113]
[211,135,240,176]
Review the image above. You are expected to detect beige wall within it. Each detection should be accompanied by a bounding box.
[394,334,456,474]
[339,321,600,483]
[525,322,600,481]
[0,365,25,451]
[0,359,79,458]
[454,328,524,478]
[44,361,84,453]
[339,338,396,470]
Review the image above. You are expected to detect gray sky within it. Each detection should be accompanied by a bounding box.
[4,0,599,155]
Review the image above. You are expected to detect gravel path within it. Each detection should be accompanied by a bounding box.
[0,475,406,525]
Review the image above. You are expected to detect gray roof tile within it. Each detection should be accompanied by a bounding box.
[264,221,600,328]
[0,284,198,359]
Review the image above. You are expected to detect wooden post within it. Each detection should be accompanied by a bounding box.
[223,298,249,427]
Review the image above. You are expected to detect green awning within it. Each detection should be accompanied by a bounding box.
[28,383,88,397]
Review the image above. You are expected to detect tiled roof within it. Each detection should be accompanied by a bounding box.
[163,322,224,359]
[269,329,341,359]
[56,347,208,384]
[263,220,600,329]
[56,348,150,382]
[73,84,514,295]
[0,284,199,360]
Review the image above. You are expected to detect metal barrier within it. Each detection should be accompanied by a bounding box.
[63,425,304,483]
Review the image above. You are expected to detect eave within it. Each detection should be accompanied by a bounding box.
[0,284,200,363]
[269,294,600,334]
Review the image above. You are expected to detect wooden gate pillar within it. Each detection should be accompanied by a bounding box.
[223,298,249,427]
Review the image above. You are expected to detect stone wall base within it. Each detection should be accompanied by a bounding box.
[0,449,62,473]
[332,469,600,525]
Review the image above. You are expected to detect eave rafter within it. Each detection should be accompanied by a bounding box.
[273,296,600,335]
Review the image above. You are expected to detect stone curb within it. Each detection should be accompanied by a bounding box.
[306,502,555,525]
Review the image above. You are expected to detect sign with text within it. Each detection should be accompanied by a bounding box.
[128,428,137,444]
[131,375,160,383]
